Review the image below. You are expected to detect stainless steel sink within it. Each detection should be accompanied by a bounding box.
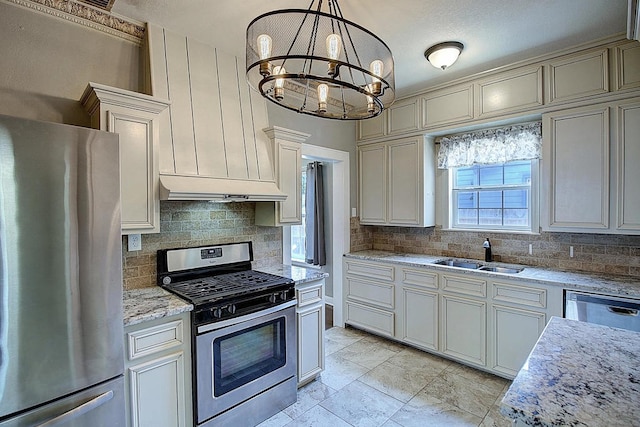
[478,266,523,274]
[433,259,483,269]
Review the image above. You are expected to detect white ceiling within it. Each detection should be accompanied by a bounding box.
[113,0,628,98]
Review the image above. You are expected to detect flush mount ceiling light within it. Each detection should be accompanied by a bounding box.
[424,41,464,70]
[246,0,395,120]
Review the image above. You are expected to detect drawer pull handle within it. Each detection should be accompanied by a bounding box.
[607,306,638,316]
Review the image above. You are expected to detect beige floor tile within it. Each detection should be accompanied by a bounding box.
[319,380,404,427]
[334,338,398,369]
[318,352,369,390]
[479,403,512,427]
[359,360,438,403]
[391,392,482,427]
[284,405,353,427]
[444,363,510,395]
[283,380,336,419]
[386,347,452,376]
[257,410,293,427]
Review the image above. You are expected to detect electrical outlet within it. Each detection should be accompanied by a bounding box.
[128,233,142,251]
[351,208,357,217]
[570,246,574,258]
[528,244,533,255]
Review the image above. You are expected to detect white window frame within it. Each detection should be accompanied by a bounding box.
[445,160,540,233]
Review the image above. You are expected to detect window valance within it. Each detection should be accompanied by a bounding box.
[436,122,542,169]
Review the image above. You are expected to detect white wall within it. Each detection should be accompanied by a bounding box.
[0,2,141,126]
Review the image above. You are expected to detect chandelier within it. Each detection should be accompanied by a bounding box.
[246,0,395,120]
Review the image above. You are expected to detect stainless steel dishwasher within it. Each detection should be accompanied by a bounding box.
[565,290,640,332]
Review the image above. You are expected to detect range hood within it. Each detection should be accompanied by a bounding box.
[159,174,287,202]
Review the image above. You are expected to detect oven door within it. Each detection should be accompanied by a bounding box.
[195,300,297,424]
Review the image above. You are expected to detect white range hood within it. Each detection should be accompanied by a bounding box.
[159,174,287,202]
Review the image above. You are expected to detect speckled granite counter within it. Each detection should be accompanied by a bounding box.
[256,264,329,284]
[123,287,193,327]
[500,317,640,426]
[345,250,640,298]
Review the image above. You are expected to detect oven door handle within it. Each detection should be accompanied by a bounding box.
[197,299,297,334]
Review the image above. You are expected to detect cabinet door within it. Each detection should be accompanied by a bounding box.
[297,303,324,386]
[388,138,422,225]
[547,48,609,104]
[357,112,386,141]
[422,84,474,129]
[476,65,543,119]
[387,98,420,135]
[359,143,387,224]
[401,286,438,351]
[441,295,486,366]
[491,305,545,377]
[128,352,187,427]
[276,141,302,224]
[614,41,640,91]
[616,101,640,231]
[542,105,610,231]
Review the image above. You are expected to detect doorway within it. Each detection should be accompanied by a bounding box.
[283,144,349,328]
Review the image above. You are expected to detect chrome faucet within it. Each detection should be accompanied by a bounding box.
[483,238,492,262]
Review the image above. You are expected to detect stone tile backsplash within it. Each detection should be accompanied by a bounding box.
[350,218,640,277]
[122,201,282,290]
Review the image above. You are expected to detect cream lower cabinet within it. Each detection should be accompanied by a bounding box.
[397,267,438,351]
[296,279,325,386]
[358,136,435,227]
[124,313,192,427]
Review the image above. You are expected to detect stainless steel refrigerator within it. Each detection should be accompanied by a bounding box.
[0,114,125,426]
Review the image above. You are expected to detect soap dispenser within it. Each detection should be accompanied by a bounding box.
[483,238,492,262]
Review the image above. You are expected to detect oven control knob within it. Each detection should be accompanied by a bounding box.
[280,291,288,300]
[227,304,236,314]
[269,293,278,303]
[212,307,223,318]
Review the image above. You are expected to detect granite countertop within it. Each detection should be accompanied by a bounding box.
[344,250,640,298]
[123,287,193,327]
[256,264,329,284]
[123,264,325,326]
[500,317,640,426]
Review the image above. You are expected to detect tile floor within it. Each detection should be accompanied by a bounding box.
[259,326,513,427]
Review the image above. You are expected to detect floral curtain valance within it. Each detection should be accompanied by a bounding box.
[436,122,542,169]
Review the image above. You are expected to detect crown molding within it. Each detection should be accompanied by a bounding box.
[2,0,144,45]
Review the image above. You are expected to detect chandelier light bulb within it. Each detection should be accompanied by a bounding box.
[317,83,329,113]
[273,65,286,101]
[257,34,273,76]
[326,33,342,77]
[370,60,384,95]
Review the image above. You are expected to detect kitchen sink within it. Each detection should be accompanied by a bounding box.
[433,259,483,269]
[478,266,523,274]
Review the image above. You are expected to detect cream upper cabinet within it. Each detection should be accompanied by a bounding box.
[358,136,435,227]
[387,97,421,135]
[357,111,387,141]
[542,98,640,234]
[475,64,543,119]
[542,104,610,231]
[255,127,310,226]
[81,83,169,235]
[421,83,474,129]
[546,48,609,105]
[614,41,640,91]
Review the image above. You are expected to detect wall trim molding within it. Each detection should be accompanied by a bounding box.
[2,0,145,45]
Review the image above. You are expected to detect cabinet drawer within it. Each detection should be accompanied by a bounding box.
[127,319,184,360]
[345,260,394,281]
[346,301,394,337]
[345,276,395,309]
[297,282,323,308]
[441,274,487,297]
[492,282,547,308]
[400,268,438,289]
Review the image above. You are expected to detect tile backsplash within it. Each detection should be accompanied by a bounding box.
[350,218,640,277]
[122,201,282,290]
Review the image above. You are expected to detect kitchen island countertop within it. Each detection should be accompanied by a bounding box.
[256,264,329,284]
[123,287,193,327]
[500,317,640,426]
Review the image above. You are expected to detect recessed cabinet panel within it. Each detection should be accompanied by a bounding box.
[543,106,610,229]
[402,287,438,351]
[346,277,395,309]
[476,65,543,118]
[616,101,640,230]
[345,260,395,281]
[387,98,420,135]
[346,301,395,337]
[297,304,324,385]
[615,41,640,91]
[388,139,422,225]
[492,305,545,377]
[441,274,487,297]
[441,295,486,366]
[277,142,302,223]
[422,84,474,128]
[548,48,608,104]
[492,282,546,309]
[359,143,387,224]
[401,268,437,289]
[357,112,386,141]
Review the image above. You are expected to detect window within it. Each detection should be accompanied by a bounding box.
[451,160,536,231]
[290,165,307,263]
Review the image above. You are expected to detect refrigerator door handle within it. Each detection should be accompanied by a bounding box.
[36,390,114,427]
